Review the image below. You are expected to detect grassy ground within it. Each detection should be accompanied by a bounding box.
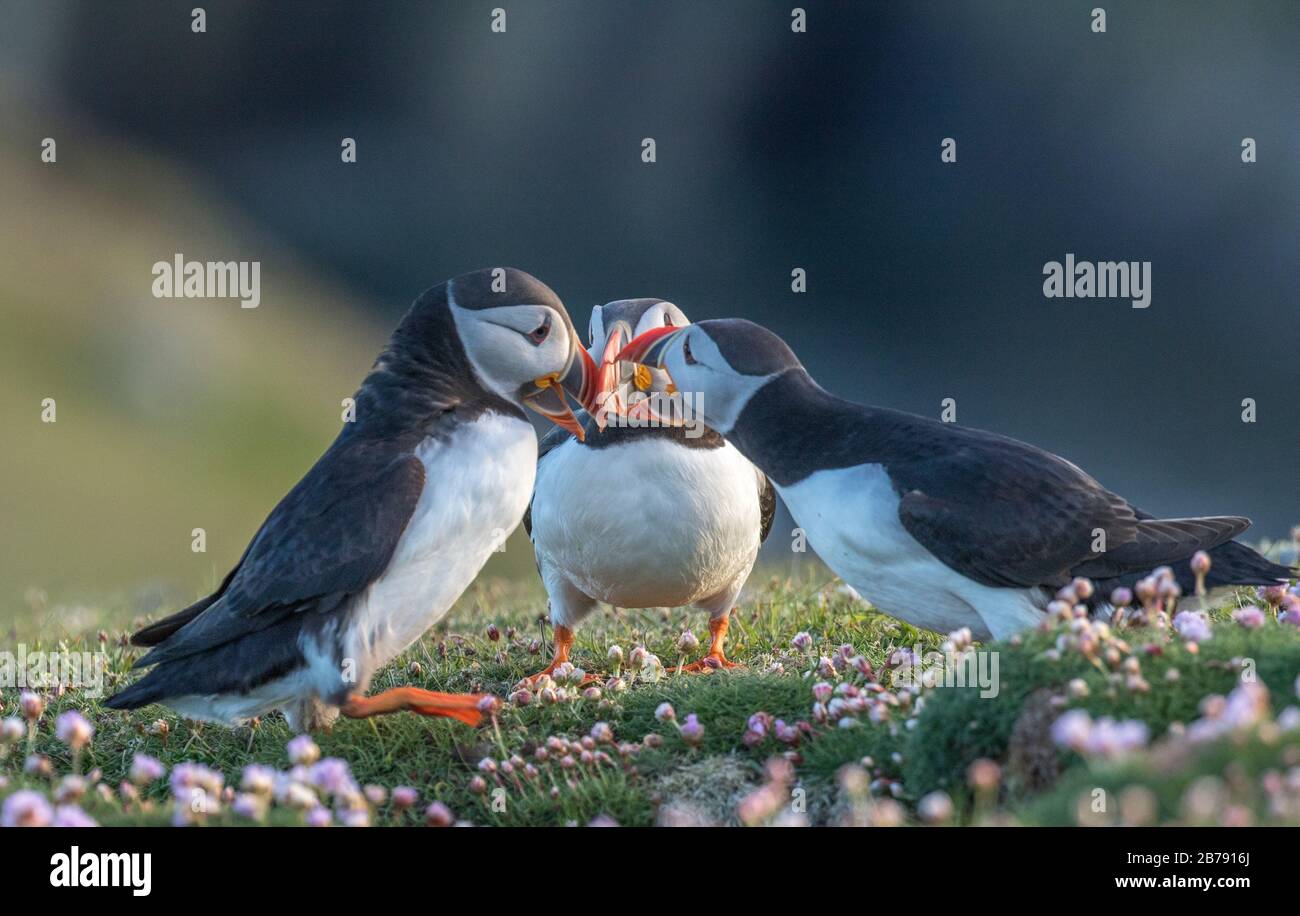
[3,570,1299,827]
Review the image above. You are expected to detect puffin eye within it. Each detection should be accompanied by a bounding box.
[663,312,674,327]
[682,334,698,365]
[528,317,551,346]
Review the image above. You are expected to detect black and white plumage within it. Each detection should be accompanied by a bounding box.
[107,268,601,730]
[522,300,774,675]
[618,319,1294,641]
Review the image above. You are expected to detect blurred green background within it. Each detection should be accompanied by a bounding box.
[1,105,399,625]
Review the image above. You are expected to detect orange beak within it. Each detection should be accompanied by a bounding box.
[522,330,623,442]
[611,325,687,426]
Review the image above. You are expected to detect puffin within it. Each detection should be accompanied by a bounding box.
[521,299,775,679]
[616,319,1295,641]
[106,268,605,730]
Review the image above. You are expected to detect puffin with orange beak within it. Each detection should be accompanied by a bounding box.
[616,319,1295,641]
[520,299,774,682]
[107,268,604,731]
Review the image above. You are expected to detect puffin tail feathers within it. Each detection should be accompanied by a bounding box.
[103,672,165,710]
[1100,516,1250,571]
[1088,536,1295,602]
[129,593,219,647]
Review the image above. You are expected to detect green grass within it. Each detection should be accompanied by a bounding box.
[3,573,1299,827]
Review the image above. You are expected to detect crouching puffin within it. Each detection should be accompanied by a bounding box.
[106,268,604,730]
[521,299,775,679]
[617,320,1294,641]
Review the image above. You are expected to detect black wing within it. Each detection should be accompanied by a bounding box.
[133,440,426,668]
[890,418,1255,590]
[890,419,1142,590]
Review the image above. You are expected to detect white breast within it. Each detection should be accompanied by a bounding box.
[531,437,763,608]
[343,412,538,679]
[778,463,1043,641]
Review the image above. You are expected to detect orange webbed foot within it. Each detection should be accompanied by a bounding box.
[340,687,492,727]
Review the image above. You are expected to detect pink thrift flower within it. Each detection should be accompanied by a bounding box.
[55,710,94,749]
[129,753,166,787]
[2,790,53,827]
[1231,605,1266,629]
[286,734,320,766]
[52,805,98,827]
[679,714,705,746]
[1173,611,1212,642]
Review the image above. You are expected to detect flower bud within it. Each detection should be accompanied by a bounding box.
[19,691,44,722]
[425,801,454,827]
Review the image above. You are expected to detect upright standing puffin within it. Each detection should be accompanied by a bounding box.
[617,319,1294,640]
[522,299,775,679]
[107,268,604,730]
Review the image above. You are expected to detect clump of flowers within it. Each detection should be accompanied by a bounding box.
[737,758,805,827]
[1122,566,1181,629]
[835,763,906,826]
[467,724,637,817]
[627,645,664,682]
[1231,605,1267,630]
[742,711,772,748]
[2,789,53,827]
[52,804,98,827]
[1051,709,1149,759]
[1185,681,1271,744]
[1172,610,1212,643]
[169,762,225,826]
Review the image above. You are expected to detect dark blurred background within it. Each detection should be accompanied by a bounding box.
[2,0,1297,619]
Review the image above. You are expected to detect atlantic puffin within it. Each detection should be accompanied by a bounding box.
[616,319,1294,640]
[107,268,605,730]
[521,299,775,679]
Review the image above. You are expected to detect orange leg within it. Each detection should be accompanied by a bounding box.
[340,687,489,727]
[522,624,574,684]
[670,614,743,674]
[521,625,602,685]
